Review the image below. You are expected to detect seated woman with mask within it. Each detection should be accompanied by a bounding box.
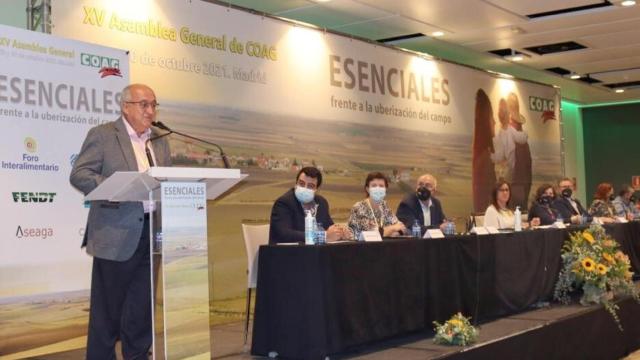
[484,181,540,229]
[348,172,406,239]
[588,182,616,224]
[528,184,559,225]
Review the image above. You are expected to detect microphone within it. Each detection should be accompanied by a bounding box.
[145,143,155,167]
[151,121,231,169]
[144,130,173,168]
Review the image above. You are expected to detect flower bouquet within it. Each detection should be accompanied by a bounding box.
[433,312,478,346]
[554,224,639,329]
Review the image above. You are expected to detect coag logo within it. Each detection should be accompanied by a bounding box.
[98,67,122,78]
[24,137,37,153]
[16,225,54,239]
[12,192,57,203]
[81,53,122,78]
[81,52,119,68]
[529,96,556,123]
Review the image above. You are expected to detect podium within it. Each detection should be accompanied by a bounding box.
[86,167,246,359]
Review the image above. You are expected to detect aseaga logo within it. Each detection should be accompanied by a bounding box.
[12,192,57,203]
[16,225,54,239]
[80,53,122,78]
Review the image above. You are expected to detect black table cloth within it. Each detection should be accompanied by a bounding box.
[251,222,640,359]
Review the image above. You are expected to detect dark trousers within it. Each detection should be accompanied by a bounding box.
[86,216,151,360]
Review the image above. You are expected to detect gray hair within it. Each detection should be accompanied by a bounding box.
[417,173,437,188]
[119,84,154,108]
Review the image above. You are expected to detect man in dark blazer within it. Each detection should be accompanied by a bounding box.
[552,177,588,224]
[70,84,171,359]
[397,173,448,234]
[269,167,351,244]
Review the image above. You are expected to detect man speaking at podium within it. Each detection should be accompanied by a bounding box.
[70,84,171,359]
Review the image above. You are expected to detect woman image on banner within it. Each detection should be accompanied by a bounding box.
[472,89,497,213]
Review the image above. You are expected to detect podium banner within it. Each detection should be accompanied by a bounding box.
[159,181,210,359]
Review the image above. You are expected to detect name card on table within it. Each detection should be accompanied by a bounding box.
[361,231,383,242]
[553,221,566,229]
[471,226,489,235]
[485,226,500,234]
[423,229,445,239]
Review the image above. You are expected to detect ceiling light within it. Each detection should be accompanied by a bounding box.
[510,26,526,35]
[621,0,636,7]
[487,70,514,79]
[431,31,445,37]
[509,54,524,61]
[615,89,625,93]
[504,49,525,62]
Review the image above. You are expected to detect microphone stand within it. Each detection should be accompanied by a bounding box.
[151,121,231,169]
[145,132,172,167]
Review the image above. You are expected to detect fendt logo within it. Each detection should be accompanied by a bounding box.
[81,53,122,78]
[12,192,57,203]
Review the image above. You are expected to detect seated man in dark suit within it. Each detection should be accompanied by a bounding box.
[396,173,449,234]
[269,166,351,244]
[552,177,588,224]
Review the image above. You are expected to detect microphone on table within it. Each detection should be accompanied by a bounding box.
[151,121,231,169]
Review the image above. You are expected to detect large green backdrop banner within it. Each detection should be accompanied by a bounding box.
[2,0,564,356]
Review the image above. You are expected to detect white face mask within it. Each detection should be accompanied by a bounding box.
[294,186,315,204]
[369,187,386,203]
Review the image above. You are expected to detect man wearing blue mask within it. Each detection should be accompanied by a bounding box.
[269,166,351,244]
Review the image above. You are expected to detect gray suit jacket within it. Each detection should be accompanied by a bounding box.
[70,117,171,261]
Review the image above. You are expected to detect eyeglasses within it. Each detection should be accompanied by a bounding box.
[498,188,510,192]
[297,179,317,190]
[125,101,159,111]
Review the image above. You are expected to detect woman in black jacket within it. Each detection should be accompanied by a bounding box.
[528,184,560,225]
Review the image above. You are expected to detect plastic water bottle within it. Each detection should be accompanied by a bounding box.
[304,210,315,245]
[514,206,522,231]
[153,231,163,253]
[445,221,455,235]
[315,222,326,245]
[412,219,422,238]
